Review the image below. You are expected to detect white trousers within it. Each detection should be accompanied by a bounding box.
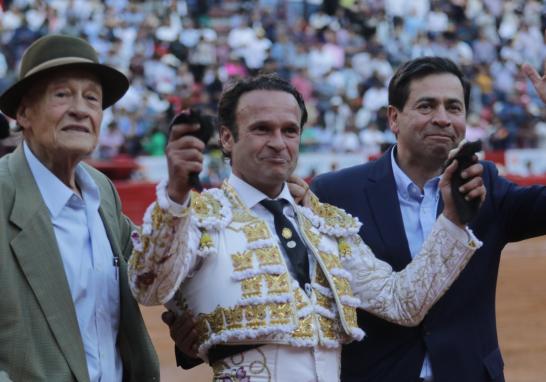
[211,344,341,382]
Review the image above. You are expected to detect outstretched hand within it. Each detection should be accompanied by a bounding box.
[440,159,485,227]
[522,62,546,105]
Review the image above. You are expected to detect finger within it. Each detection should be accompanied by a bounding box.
[288,175,308,188]
[177,328,199,357]
[167,147,204,164]
[447,139,466,160]
[161,310,176,326]
[440,159,458,187]
[522,63,543,87]
[460,163,483,179]
[464,185,486,201]
[167,135,206,152]
[458,176,483,194]
[169,123,201,142]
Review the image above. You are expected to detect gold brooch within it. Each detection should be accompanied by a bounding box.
[281,227,293,239]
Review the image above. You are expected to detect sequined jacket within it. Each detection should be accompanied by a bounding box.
[128,180,480,361]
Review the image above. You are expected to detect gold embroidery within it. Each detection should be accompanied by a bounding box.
[338,238,352,258]
[200,232,214,249]
[267,303,292,325]
[265,273,290,295]
[315,291,333,310]
[245,304,267,329]
[254,246,283,266]
[318,316,338,339]
[241,276,263,298]
[342,305,358,328]
[191,191,223,220]
[225,307,244,330]
[309,194,359,231]
[333,276,351,296]
[319,251,342,270]
[294,288,309,310]
[293,315,314,338]
[151,204,164,230]
[314,268,329,288]
[231,252,253,272]
[210,309,225,334]
[302,218,321,247]
[243,221,270,242]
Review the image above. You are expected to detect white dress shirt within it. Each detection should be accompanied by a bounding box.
[24,142,122,382]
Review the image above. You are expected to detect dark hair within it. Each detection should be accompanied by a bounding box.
[218,73,308,141]
[388,56,470,112]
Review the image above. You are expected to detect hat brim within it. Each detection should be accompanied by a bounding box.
[0,62,129,119]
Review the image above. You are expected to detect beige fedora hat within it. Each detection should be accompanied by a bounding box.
[0,34,129,119]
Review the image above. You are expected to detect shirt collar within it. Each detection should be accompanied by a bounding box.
[23,141,101,218]
[228,173,296,210]
[391,146,440,201]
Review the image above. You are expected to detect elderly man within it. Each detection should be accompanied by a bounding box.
[312,57,546,382]
[0,35,158,381]
[128,74,484,381]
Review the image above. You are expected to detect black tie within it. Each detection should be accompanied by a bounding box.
[260,199,310,289]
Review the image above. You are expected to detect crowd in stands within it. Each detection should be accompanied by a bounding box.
[1,0,546,163]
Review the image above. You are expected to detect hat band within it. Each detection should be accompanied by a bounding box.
[25,57,96,77]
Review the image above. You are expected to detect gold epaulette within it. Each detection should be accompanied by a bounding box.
[189,188,233,229]
[307,194,361,236]
[190,190,223,220]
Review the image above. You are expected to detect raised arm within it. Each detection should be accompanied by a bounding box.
[128,119,206,305]
[523,62,546,104]
[342,159,484,326]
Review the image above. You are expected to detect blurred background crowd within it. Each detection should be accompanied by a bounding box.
[1,0,545,168]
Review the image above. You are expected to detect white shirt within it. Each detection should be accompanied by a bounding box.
[24,142,122,382]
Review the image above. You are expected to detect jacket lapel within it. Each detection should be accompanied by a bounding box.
[363,148,412,270]
[8,147,89,382]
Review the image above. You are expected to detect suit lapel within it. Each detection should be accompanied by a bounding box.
[8,147,89,382]
[363,149,413,270]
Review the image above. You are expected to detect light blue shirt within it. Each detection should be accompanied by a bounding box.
[391,147,440,381]
[24,142,122,382]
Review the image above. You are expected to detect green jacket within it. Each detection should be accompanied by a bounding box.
[0,146,159,381]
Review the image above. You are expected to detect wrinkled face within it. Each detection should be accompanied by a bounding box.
[16,69,103,163]
[220,89,301,197]
[388,73,466,165]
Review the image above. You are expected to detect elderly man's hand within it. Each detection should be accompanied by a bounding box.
[161,310,200,359]
[523,63,546,105]
[440,159,485,227]
[166,122,206,204]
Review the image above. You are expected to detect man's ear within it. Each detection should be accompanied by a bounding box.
[219,125,234,156]
[15,101,31,130]
[387,105,400,135]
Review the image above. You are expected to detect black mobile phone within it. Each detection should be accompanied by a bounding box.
[443,140,482,224]
[168,109,216,191]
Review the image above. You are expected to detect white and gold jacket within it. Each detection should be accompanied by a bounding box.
[128,180,480,361]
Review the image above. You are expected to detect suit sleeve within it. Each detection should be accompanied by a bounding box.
[483,161,546,241]
[342,215,481,326]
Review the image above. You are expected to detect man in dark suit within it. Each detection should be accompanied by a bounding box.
[312,56,546,382]
[0,34,158,381]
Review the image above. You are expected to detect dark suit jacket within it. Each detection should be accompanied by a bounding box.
[0,146,159,382]
[311,147,546,382]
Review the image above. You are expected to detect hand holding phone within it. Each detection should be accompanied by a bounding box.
[168,109,216,191]
[443,140,482,224]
